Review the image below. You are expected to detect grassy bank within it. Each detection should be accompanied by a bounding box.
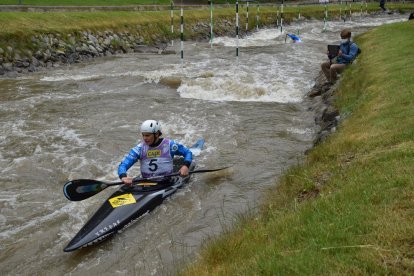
[0,0,172,5]
[183,20,414,275]
[0,3,413,48]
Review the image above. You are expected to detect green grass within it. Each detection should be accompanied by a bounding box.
[0,0,171,5]
[0,3,412,39]
[183,20,414,275]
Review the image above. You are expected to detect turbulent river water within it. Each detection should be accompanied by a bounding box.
[0,13,406,275]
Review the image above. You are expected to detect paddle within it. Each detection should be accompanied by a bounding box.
[63,167,230,201]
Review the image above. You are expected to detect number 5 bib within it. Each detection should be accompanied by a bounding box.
[140,138,173,178]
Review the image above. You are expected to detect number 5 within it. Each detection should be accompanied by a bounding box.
[149,159,158,172]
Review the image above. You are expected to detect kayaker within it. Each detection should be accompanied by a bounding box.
[286,33,302,43]
[118,120,192,185]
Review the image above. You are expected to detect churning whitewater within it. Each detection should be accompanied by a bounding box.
[0,13,406,275]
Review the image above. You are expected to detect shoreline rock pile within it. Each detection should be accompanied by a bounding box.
[307,71,341,145]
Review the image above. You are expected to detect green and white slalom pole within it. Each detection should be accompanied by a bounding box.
[345,1,348,22]
[256,2,260,31]
[297,5,301,35]
[170,1,174,46]
[340,0,342,22]
[276,6,280,29]
[210,0,214,48]
[349,2,352,21]
[360,1,363,20]
[365,1,368,15]
[180,7,184,64]
[280,1,284,33]
[236,0,239,57]
[246,1,249,32]
[323,1,328,32]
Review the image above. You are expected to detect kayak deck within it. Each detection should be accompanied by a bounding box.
[64,139,204,252]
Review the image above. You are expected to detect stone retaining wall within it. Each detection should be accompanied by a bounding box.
[0,18,236,77]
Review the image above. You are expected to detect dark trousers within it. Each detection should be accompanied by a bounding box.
[380,0,386,11]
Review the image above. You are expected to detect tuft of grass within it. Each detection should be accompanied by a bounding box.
[183,20,414,275]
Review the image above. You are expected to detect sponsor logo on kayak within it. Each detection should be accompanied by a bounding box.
[119,211,150,233]
[109,193,136,208]
[86,232,112,248]
[147,149,161,158]
[95,219,121,237]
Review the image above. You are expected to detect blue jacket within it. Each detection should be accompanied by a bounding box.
[118,138,192,179]
[287,33,302,42]
[337,41,359,64]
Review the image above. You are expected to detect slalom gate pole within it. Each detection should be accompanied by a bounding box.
[170,1,174,46]
[276,6,279,29]
[345,1,348,22]
[210,0,214,48]
[297,5,301,35]
[256,2,260,31]
[280,1,284,33]
[246,1,249,32]
[323,1,328,31]
[180,7,184,64]
[236,0,239,57]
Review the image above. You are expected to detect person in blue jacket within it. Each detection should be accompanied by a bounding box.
[286,33,302,43]
[118,120,192,185]
[321,29,359,84]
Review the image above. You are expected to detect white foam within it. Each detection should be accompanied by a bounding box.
[56,126,89,148]
[287,127,314,136]
[214,28,286,47]
[40,70,145,82]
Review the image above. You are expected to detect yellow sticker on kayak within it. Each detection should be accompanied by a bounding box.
[109,193,136,208]
[137,182,157,186]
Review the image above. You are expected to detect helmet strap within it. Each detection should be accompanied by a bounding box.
[149,133,161,147]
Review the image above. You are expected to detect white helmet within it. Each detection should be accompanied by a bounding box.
[140,120,162,134]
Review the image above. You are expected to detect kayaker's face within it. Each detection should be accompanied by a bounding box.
[142,133,157,145]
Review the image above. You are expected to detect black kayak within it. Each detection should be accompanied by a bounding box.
[63,139,204,252]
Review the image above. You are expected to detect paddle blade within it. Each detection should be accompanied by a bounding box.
[63,179,109,201]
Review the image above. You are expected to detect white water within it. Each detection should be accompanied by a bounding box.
[0,12,408,275]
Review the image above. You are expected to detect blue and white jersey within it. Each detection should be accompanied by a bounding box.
[118,138,192,179]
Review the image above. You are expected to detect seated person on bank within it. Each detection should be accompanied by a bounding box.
[321,29,359,84]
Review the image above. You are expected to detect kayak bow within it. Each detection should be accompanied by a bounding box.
[63,139,205,252]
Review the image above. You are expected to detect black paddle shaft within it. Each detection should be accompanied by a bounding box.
[63,167,230,201]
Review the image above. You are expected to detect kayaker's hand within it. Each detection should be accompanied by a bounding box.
[121,177,134,185]
[179,165,189,177]
[338,49,343,56]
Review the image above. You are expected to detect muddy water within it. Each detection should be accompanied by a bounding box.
[0,13,406,275]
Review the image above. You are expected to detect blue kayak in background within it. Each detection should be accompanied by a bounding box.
[286,33,302,43]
